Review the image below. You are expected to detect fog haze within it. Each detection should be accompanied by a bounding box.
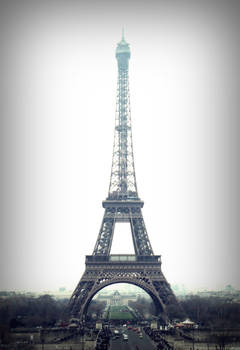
[0,0,240,292]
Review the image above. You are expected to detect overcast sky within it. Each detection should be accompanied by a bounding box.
[0,0,240,293]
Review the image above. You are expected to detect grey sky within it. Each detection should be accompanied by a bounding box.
[0,0,240,292]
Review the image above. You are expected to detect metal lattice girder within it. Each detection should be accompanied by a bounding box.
[68,281,95,317]
[93,214,115,255]
[130,217,154,256]
[92,203,154,256]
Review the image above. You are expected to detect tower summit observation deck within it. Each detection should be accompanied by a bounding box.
[115,32,130,67]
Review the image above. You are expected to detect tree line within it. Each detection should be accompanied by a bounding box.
[180,295,240,328]
[0,294,68,329]
[0,293,240,330]
[129,295,240,328]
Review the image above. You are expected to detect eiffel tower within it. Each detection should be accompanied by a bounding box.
[68,33,180,321]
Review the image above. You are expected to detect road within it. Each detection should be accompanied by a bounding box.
[110,327,155,350]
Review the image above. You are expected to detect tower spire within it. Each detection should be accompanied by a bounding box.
[108,31,137,200]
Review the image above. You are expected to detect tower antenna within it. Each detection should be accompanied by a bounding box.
[122,27,125,40]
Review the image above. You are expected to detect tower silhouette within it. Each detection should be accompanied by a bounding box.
[68,34,180,321]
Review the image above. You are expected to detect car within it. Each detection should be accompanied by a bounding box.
[112,330,120,339]
[139,333,143,338]
[123,334,128,341]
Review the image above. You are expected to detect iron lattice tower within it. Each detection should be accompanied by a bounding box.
[68,34,180,321]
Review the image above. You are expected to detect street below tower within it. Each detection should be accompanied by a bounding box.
[109,326,155,350]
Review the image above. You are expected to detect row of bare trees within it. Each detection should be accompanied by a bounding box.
[0,293,240,330]
[0,294,68,329]
[128,295,240,328]
[86,300,107,320]
[181,295,240,328]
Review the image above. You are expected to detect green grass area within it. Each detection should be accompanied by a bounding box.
[107,305,135,320]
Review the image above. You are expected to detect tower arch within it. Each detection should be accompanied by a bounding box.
[80,280,166,320]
